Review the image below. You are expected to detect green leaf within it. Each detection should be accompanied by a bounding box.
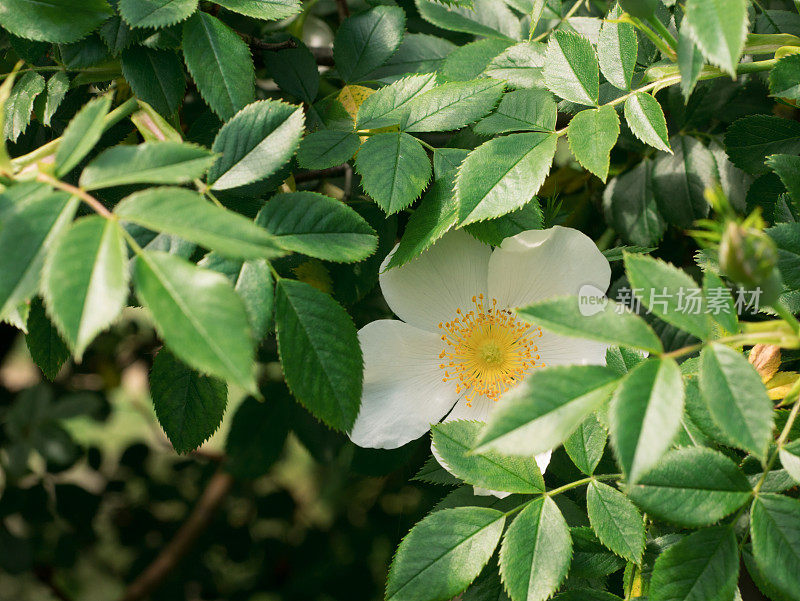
[355,132,431,214]
[610,357,684,483]
[684,0,748,77]
[182,12,254,121]
[4,72,45,142]
[769,223,800,290]
[567,105,620,182]
[121,47,185,117]
[55,93,112,177]
[386,507,506,601]
[441,37,512,82]
[119,0,197,28]
[415,0,520,40]
[724,115,800,175]
[42,217,128,360]
[652,136,714,227]
[401,79,505,133]
[296,129,360,170]
[499,496,572,601]
[356,73,437,130]
[570,526,627,580]
[224,393,289,478]
[25,297,70,381]
[678,24,704,101]
[80,142,216,189]
[702,270,738,334]
[650,527,739,601]
[465,203,543,246]
[766,154,800,205]
[431,420,545,494]
[484,42,548,90]
[699,343,773,460]
[770,54,800,100]
[627,447,752,527]
[603,160,665,247]
[207,99,304,190]
[256,192,377,263]
[201,254,275,341]
[597,4,637,91]
[132,250,256,390]
[623,93,671,153]
[265,39,319,104]
[623,253,714,340]
[41,71,69,127]
[587,481,645,563]
[274,279,362,431]
[455,132,557,225]
[115,188,285,260]
[605,345,646,376]
[0,191,79,320]
[564,413,607,475]
[334,6,406,83]
[751,494,800,601]
[473,89,557,136]
[0,0,112,44]
[215,0,301,21]
[475,365,620,456]
[517,296,663,354]
[553,591,622,601]
[413,455,461,486]
[150,349,227,453]
[386,177,459,269]
[543,30,599,106]
[779,440,800,485]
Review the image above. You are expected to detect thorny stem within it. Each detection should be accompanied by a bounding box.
[36,173,114,218]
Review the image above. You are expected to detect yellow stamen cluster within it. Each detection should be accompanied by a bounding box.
[438,295,544,407]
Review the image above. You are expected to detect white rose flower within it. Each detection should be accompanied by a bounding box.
[348,226,611,492]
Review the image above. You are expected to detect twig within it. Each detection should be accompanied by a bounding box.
[238,34,298,52]
[295,165,348,182]
[119,469,234,601]
[335,0,350,21]
[36,173,114,218]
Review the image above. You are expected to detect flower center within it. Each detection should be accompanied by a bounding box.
[438,295,544,407]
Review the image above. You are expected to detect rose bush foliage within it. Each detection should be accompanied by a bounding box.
[1,0,800,600]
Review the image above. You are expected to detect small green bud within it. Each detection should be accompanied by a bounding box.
[619,0,659,19]
[719,222,782,305]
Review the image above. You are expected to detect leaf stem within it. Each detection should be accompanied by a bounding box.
[771,300,800,335]
[195,180,225,208]
[35,172,113,218]
[12,97,139,170]
[629,16,677,61]
[645,14,678,50]
[546,473,620,497]
[416,137,437,152]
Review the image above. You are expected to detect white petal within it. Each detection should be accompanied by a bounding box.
[348,320,458,449]
[537,330,608,367]
[380,230,491,332]
[488,226,611,309]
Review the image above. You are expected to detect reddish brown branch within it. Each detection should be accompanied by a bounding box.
[335,0,350,21]
[119,470,234,601]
